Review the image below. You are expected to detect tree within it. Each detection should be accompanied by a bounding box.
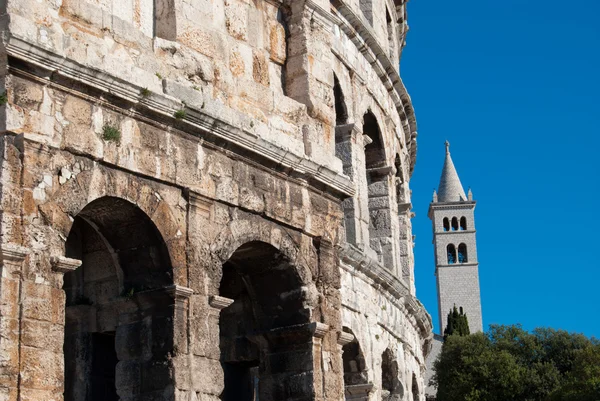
[432,324,599,401]
[443,305,470,340]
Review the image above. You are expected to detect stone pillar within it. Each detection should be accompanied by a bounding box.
[338,123,372,252]
[367,167,396,271]
[173,295,233,401]
[0,244,29,401]
[7,255,82,401]
[285,0,337,154]
[397,201,415,294]
[260,322,329,401]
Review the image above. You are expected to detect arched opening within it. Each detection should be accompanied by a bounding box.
[443,218,450,232]
[382,349,403,401]
[342,327,368,387]
[364,111,386,176]
[63,197,173,401]
[451,217,459,231]
[412,373,420,401]
[447,244,456,265]
[458,243,468,263]
[363,111,393,268]
[334,74,348,126]
[219,241,311,401]
[460,216,467,230]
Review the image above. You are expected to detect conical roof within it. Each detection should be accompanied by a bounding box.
[436,141,467,202]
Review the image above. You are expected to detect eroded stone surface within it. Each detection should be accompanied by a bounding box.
[0,0,431,400]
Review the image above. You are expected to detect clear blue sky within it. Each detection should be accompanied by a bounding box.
[403,0,600,338]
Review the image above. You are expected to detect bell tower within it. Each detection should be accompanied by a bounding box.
[428,142,483,333]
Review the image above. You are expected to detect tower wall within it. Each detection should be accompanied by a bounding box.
[430,197,482,334]
[436,265,483,333]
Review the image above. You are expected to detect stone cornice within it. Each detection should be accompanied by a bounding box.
[337,243,409,299]
[337,331,355,346]
[404,295,433,338]
[5,35,355,199]
[428,201,476,218]
[1,243,30,264]
[437,262,479,269]
[435,229,477,235]
[209,295,234,310]
[330,0,417,172]
[165,285,194,300]
[50,256,82,273]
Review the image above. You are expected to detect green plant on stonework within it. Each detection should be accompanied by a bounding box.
[0,91,7,105]
[102,124,121,143]
[174,109,186,119]
[140,87,151,98]
[443,304,470,340]
[121,287,135,299]
[156,72,163,79]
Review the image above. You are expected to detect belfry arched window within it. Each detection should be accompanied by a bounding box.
[460,217,467,230]
[447,244,457,265]
[443,218,450,232]
[458,243,468,263]
[451,217,459,231]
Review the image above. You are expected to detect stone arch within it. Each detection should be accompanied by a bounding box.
[363,110,387,175]
[38,164,186,283]
[63,196,175,401]
[208,216,317,299]
[218,240,315,401]
[460,216,467,230]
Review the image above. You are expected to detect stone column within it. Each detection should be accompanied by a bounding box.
[338,123,372,250]
[260,322,330,401]
[0,244,29,401]
[397,200,415,294]
[173,295,233,401]
[285,0,337,155]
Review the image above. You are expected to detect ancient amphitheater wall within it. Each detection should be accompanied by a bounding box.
[0,0,431,400]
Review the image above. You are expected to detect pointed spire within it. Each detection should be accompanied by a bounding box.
[436,141,467,202]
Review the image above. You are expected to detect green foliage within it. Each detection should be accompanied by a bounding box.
[174,109,186,120]
[155,72,163,79]
[444,304,470,339]
[102,124,121,143]
[432,324,600,401]
[0,91,7,105]
[140,87,151,97]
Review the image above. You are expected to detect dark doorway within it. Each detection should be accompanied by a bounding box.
[90,332,118,401]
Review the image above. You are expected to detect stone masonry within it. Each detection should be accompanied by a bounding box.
[0,0,432,400]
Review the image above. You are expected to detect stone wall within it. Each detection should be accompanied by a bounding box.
[0,0,431,400]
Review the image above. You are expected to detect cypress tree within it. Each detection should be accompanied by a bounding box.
[443,305,470,340]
